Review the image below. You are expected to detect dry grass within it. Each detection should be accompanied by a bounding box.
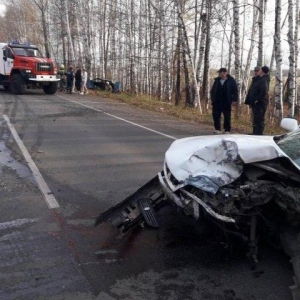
[90,89,291,135]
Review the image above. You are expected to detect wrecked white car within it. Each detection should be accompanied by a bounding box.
[160,117,300,224]
[95,117,300,297]
[158,117,300,260]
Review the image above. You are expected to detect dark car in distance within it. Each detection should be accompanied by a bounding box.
[90,78,114,91]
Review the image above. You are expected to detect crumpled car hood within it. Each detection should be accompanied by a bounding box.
[165,134,287,194]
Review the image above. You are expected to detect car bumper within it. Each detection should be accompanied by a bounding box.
[29,75,60,82]
[158,170,235,223]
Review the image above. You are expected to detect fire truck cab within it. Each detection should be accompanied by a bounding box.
[0,41,59,94]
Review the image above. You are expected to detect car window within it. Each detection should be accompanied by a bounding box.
[277,128,300,167]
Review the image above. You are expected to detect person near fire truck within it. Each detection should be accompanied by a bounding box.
[66,66,74,94]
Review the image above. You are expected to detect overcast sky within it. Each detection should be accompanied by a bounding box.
[0,4,5,16]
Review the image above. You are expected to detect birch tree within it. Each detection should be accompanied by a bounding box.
[295,0,300,114]
[274,0,283,122]
[0,0,298,121]
[233,0,241,105]
[287,0,296,117]
[201,0,211,110]
[1,0,42,46]
[32,0,51,57]
[176,0,201,111]
[257,0,265,66]
[76,0,92,74]
[175,26,181,106]
[63,0,75,65]
[196,11,207,90]
[241,1,259,100]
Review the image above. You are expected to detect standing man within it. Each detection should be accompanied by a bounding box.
[210,68,238,134]
[80,67,88,95]
[66,66,74,94]
[75,67,82,93]
[245,66,270,135]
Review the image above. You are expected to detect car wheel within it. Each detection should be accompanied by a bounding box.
[43,82,58,94]
[11,74,26,94]
[3,84,10,91]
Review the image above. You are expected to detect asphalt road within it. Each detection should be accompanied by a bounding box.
[0,89,294,300]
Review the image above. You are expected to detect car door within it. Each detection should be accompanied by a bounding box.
[3,46,13,76]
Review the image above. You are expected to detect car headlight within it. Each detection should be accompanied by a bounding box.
[25,70,32,73]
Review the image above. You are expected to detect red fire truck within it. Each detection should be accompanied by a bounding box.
[0,41,59,94]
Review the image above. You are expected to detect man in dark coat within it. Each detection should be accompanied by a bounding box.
[245,66,270,135]
[66,67,74,94]
[75,67,82,92]
[210,68,238,134]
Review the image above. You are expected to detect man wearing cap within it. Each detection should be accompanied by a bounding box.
[210,67,238,134]
[245,65,270,135]
[245,66,261,105]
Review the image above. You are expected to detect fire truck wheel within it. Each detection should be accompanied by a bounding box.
[11,74,26,94]
[43,82,57,94]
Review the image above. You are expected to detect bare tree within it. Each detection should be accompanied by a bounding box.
[176,0,201,110]
[233,0,241,106]
[295,0,300,114]
[201,0,211,111]
[196,11,207,91]
[287,0,296,117]
[257,0,265,66]
[1,0,299,124]
[241,0,259,100]
[63,0,75,65]
[274,0,283,122]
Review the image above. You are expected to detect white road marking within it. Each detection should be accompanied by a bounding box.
[58,96,177,140]
[3,115,59,209]
[0,218,37,230]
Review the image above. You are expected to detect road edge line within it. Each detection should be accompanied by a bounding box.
[58,96,177,140]
[3,115,59,209]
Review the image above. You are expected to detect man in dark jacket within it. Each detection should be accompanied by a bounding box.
[66,67,74,94]
[245,66,270,135]
[210,68,238,134]
[75,67,82,92]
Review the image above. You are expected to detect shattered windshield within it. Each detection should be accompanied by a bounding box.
[12,47,43,58]
[277,128,300,167]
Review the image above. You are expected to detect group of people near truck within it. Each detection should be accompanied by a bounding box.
[57,65,88,95]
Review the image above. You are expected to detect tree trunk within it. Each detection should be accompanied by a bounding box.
[241,0,258,101]
[175,34,181,106]
[201,0,211,111]
[287,0,296,117]
[32,0,50,58]
[257,0,265,66]
[295,0,300,115]
[77,0,92,74]
[274,0,283,122]
[63,0,75,65]
[196,11,207,89]
[233,0,241,107]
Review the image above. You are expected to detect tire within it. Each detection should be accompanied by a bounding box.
[43,82,57,94]
[10,73,26,94]
[3,85,10,91]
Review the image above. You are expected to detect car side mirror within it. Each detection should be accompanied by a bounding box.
[280,118,299,132]
[3,56,7,61]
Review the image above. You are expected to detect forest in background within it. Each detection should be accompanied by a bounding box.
[0,0,299,123]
